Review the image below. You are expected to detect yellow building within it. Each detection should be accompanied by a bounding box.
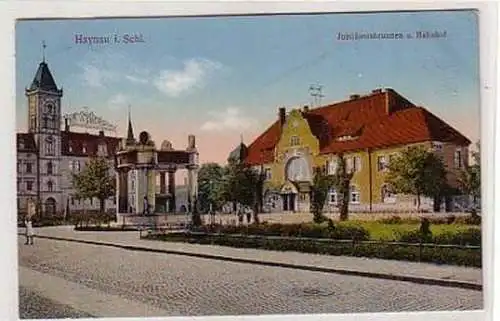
[242,88,471,213]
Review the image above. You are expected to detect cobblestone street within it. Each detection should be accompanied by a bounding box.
[17,235,482,318]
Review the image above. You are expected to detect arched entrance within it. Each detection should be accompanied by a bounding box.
[280,181,299,212]
[44,197,56,216]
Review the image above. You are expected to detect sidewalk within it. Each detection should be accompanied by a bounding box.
[27,226,482,291]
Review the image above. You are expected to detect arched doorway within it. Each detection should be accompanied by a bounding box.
[44,197,56,216]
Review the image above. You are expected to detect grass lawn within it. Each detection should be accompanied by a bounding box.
[337,220,480,241]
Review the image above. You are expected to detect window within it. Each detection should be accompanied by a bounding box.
[290,136,300,146]
[71,197,75,205]
[47,161,53,175]
[90,198,93,205]
[264,168,272,180]
[82,145,87,153]
[47,180,53,192]
[17,161,21,173]
[350,185,360,204]
[71,160,80,172]
[42,116,48,129]
[328,188,337,204]
[69,145,73,153]
[17,180,20,191]
[454,149,463,168]
[352,156,361,172]
[45,136,54,155]
[432,142,443,152]
[26,181,33,191]
[377,156,388,171]
[26,162,33,174]
[327,159,337,175]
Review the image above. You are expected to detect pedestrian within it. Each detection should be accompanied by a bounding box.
[238,208,243,225]
[24,214,34,245]
[143,196,149,215]
[25,199,36,245]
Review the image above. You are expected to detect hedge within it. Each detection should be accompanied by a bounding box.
[145,232,481,267]
[74,226,137,232]
[193,223,370,241]
[378,214,481,226]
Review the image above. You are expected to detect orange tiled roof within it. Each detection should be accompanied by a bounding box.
[244,89,471,165]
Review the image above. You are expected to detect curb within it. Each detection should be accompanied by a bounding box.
[29,234,482,292]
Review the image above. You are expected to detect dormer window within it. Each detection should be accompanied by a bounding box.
[336,135,359,142]
[290,136,300,146]
[432,142,443,152]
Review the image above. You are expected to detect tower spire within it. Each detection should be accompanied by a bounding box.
[240,133,244,145]
[42,40,46,63]
[126,104,135,144]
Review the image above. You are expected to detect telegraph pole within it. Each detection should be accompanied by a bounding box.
[309,83,324,107]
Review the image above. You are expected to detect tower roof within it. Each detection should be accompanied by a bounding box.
[29,62,59,92]
[126,106,135,145]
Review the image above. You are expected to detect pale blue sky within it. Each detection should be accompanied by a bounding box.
[15,10,480,163]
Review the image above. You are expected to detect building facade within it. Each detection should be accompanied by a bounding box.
[242,88,471,213]
[17,59,191,218]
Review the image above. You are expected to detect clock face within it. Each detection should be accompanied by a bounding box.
[292,120,299,128]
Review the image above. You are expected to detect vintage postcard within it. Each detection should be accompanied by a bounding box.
[14,8,484,321]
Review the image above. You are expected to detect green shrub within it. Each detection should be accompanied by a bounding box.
[379,215,402,224]
[149,233,481,267]
[433,228,481,246]
[192,222,370,241]
[397,230,433,243]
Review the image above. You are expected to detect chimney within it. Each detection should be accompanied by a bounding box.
[372,88,383,94]
[64,118,70,131]
[349,94,361,100]
[278,107,286,126]
[303,105,309,113]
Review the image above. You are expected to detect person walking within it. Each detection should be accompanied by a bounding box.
[246,208,251,224]
[25,199,36,245]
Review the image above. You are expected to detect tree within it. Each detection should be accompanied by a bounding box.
[386,146,447,212]
[198,163,226,213]
[458,141,481,207]
[310,154,353,222]
[72,156,115,213]
[223,159,260,213]
[310,167,334,223]
[331,154,354,221]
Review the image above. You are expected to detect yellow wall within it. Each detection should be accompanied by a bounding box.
[260,108,467,204]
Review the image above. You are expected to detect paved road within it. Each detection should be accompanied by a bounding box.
[18,236,482,317]
[19,286,94,319]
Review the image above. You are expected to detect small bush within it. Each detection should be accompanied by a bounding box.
[433,228,481,246]
[397,230,433,243]
[379,215,402,224]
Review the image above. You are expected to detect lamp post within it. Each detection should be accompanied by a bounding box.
[209,179,214,225]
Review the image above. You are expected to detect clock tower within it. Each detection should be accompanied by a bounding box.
[25,59,63,216]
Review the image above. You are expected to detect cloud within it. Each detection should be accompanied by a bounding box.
[201,107,257,132]
[81,64,115,88]
[108,93,128,110]
[125,74,148,84]
[154,58,222,97]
